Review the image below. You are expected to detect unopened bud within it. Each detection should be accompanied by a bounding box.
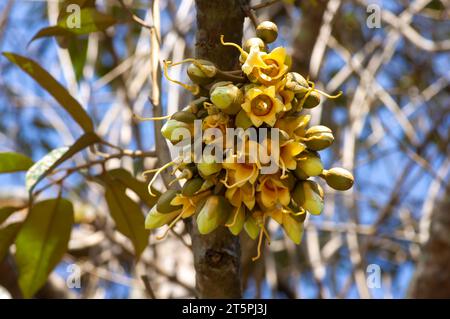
[187,60,217,85]
[181,177,204,196]
[210,82,243,115]
[303,91,321,109]
[197,155,222,177]
[171,110,196,123]
[281,171,296,190]
[145,205,180,229]
[161,119,192,144]
[256,21,278,44]
[244,215,259,240]
[323,167,354,191]
[157,189,183,214]
[304,125,334,151]
[296,151,323,177]
[243,37,266,52]
[227,206,246,236]
[196,195,231,234]
[293,181,324,215]
[285,72,309,96]
[282,213,304,244]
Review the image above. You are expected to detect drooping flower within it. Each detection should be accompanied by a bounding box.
[280,140,306,171]
[202,112,230,145]
[222,156,259,188]
[256,173,290,209]
[223,171,256,210]
[170,191,211,219]
[241,85,284,127]
[221,36,290,85]
[275,114,311,141]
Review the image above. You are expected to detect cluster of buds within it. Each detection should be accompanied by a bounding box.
[144,21,354,260]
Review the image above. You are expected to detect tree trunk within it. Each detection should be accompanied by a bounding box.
[408,187,450,298]
[189,0,246,298]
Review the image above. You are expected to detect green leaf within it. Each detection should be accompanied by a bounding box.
[108,168,160,207]
[0,152,33,173]
[0,206,22,225]
[2,52,94,133]
[15,198,74,298]
[0,222,22,262]
[100,175,149,258]
[60,8,118,35]
[30,8,117,43]
[29,26,74,43]
[26,132,100,192]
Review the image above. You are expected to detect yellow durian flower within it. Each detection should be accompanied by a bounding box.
[224,171,255,210]
[242,85,284,127]
[275,114,311,141]
[221,36,290,85]
[256,173,290,209]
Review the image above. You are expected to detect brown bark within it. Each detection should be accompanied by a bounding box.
[408,188,450,298]
[189,0,246,298]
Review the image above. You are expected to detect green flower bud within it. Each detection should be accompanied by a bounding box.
[323,167,354,191]
[210,83,243,115]
[304,125,334,151]
[303,91,321,109]
[256,21,278,44]
[196,109,208,119]
[196,195,231,234]
[187,60,217,85]
[187,96,209,114]
[145,205,181,229]
[227,206,246,236]
[161,119,192,144]
[285,72,309,96]
[282,213,304,244]
[181,177,204,196]
[244,215,259,240]
[156,189,183,214]
[243,37,266,52]
[235,110,253,129]
[171,110,196,123]
[291,96,303,112]
[281,171,296,190]
[294,166,308,180]
[293,181,324,215]
[278,129,291,145]
[297,151,323,177]
[197,155,222,177]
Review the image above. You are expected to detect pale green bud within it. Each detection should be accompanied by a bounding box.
[256,21,278,44]
[156,189,183,214]
[196,195,231,234]
[323,167,354,191]
[197,155,222,177]
[282,213,304,244]
[293,180,324,215]
[304,125,334,151]
[296,151,323,177]
[145,205,180,229]
[244,215,259,240]
[210,83,243,115]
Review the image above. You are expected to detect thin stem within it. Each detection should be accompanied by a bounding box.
[252,0,280,10]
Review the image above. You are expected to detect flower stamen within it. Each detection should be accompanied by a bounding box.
[163,60,200,95]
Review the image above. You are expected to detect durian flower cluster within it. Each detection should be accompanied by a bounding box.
[144,21,354,260]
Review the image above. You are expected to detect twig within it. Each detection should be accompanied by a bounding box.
[241,1,259,28]
[117,0,155,31]
[140,275,157,299]
[252,0,280,10]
